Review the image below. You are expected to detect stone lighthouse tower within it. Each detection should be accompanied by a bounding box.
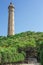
[8,2,15,35]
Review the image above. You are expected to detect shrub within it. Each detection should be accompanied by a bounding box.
[40,49,43,65]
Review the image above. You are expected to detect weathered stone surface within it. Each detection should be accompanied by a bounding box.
[8,2,15,35]
[28,58,37,63]
[2,63,40,65]
[19,63,40,65]
[20,63,40,65]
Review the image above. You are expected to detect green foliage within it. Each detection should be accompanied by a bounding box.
[0,31,43,63]
[0,47,25,63]
[40,49,43,65]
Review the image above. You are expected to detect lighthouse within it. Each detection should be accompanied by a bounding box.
[8,2,15,35]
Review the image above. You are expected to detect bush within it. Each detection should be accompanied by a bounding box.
[0,47,25,63]
[40,49,43,65]
[0,31,43,63]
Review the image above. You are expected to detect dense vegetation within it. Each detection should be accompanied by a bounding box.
[0,31,43,64]
[40,49,43,65]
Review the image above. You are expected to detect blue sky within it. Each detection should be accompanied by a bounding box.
[0,0,43,36]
